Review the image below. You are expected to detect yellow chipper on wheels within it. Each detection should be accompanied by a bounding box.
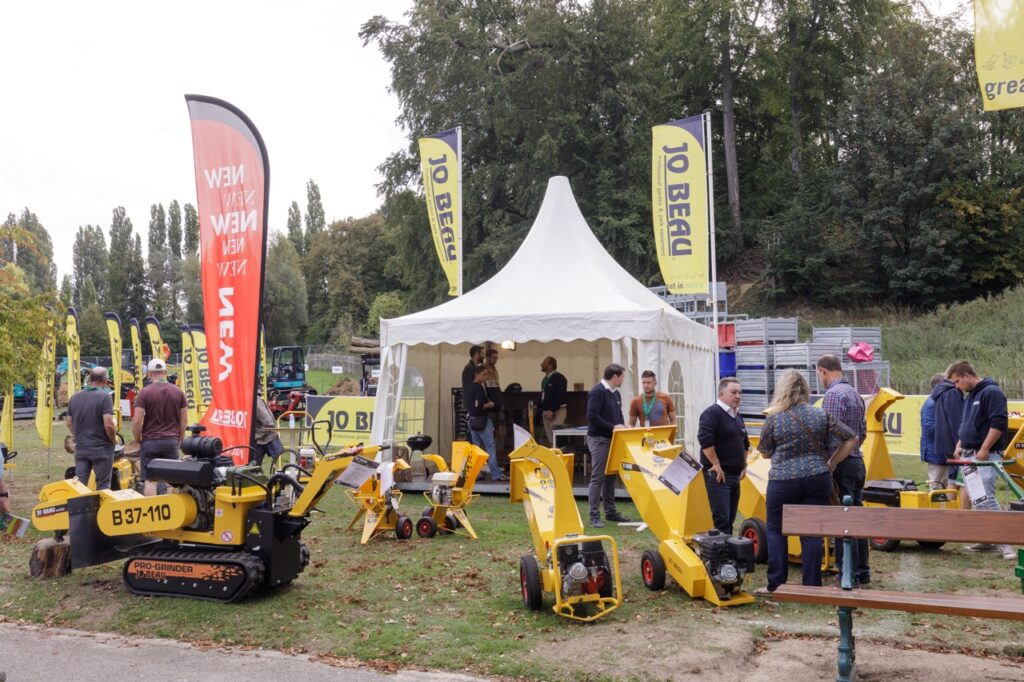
[418,439,489,539]
[606,426,755,607]
[509,439,622,622]
[30,425,380,602]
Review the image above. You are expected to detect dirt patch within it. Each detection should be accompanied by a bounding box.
[326,379,360,396]
[528,615,756,679]
[747,638,1024,682]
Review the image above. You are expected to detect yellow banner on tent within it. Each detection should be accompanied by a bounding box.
[35,323,57,447]
[180,326,200,425]
[65,309,81,397]
[105,313,123,430]
[418,127,461,296]
[129,318,144,393]
[652,115,710,294]
[975,0,1024,111]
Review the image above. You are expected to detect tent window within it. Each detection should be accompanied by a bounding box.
[667,361,685,444]
[395,365,425,445]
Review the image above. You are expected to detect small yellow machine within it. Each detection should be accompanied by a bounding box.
[509,439,622,622]
[860,388,961,551]
[418,441,488,539]
[607,426,755,607]
[31,430,376,602]
[345,458,414,543]
[1002,413,1024,482]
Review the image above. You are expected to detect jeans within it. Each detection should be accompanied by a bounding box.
[471,420,502,478]
[587,435,618,520]
[253,438,284,467]
[766,471,833,591]
[75,446,114,490]
[833,457,870,583]
[962,451,1003,512]
[704,470,741,535]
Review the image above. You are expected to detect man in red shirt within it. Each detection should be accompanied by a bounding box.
[132,359,188,496]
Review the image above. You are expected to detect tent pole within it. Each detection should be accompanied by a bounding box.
[704,110,720,388]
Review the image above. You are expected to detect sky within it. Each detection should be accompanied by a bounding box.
[0,1,970,281]
[0,0,412,279]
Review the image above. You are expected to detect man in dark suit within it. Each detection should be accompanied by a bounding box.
[539,356,567,446]
[587,363,631,527]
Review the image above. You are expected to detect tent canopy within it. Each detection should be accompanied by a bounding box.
[373,176,715,456]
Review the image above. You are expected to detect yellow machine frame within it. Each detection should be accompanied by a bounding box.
[509,440,622,622]
[419,441,488,539]
[345,458,414,544]
[34,456,138,535]
[606,426,754,607]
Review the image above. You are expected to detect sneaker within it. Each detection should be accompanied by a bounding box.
[492,474,509,482]
[999,545,1017,560]
[963,543,998,553]
[753,586,774,597]
[605,513,632,523]
[590,518,605,528]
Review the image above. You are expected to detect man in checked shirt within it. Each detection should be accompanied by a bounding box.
[817,354,869,586]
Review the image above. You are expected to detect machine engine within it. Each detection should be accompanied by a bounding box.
[430,471,459,507]
[556,540,613,598]
[692,530,755,598]
[863,478,917,506]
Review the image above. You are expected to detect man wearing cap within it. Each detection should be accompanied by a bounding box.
[66,367,118,490]
[132,358,188,496]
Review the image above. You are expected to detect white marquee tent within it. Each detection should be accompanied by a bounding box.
[370,176,716,458]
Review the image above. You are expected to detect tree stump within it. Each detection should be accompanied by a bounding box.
[29,538,71,578]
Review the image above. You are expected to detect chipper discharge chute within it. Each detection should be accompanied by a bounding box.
[30,429,377,602]
[418,440,488,539]
[859,388,961,551]
[607,426,755,607]
[509,439,622,622]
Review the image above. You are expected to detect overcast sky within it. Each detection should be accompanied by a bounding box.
[0,0,412,279]
[0,1,968,281]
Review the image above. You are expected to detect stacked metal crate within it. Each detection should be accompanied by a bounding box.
[811,326,890,394]
[734,318,798,420]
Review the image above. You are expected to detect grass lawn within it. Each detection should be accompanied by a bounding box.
[2,420,1022,679]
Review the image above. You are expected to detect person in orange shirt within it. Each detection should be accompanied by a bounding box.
[628,370,676,428]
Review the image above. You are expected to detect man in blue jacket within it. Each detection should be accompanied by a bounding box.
[920,373,947,490]
[931,366,966,501]
[587,364,631,527]
[949,361,1014,559]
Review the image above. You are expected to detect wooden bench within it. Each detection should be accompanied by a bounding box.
[773,503,1024,682]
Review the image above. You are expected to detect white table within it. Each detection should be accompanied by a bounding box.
[552,426,589,475]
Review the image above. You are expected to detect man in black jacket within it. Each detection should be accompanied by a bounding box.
[587,364,631,527]
[467,364,506,481]
[698,378,749,535]
[539,356,567,446]
[950,360,1014,559]
[930,368,965,494]
[461,345,485,414]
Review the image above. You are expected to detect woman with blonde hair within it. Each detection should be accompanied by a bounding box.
[755,369,858,595]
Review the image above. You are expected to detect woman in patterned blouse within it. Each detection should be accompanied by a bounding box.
[755,369,857,594]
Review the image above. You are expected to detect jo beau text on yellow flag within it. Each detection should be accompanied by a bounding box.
[129,318,144,393]
[652,115,710,294]
[418,127,462,296]
[181,326,200,425]
[975,0,1024,111]
[145,316,165,361]
[105,313,124,430]
[65,309,81,397]
[35,323,57,447]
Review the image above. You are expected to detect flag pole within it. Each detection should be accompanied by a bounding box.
[456,125,464,296]
[704,110,720,387]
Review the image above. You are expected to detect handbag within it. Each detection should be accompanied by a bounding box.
[791,410,842,505]
[469,413,489,431]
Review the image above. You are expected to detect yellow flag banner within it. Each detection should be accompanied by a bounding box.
[2,387,14,451]
[65,309,81,397]
[652,115,710,294]
[144,316,164,362]
[418,127,461,296]
[190,324,212,419]
[259,324,268,403]
[35,323,57,447]
[975,0,1024,111]
[180,326,200,425]
[105,313,123,430]
[129,318,144,393]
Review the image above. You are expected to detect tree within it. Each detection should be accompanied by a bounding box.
[304,180,325,245]
[4,208,57,293]
[78,302,107,356]
[167,200,182,259]
[183,202,199,255]
[147,203,171,319]
[72,225,108,307]
[108,207,147,320]
[364,291,406,337]
[287,201,304,256]
[263,233,308,346]
[181,253,203,324]
[59,274,73,307]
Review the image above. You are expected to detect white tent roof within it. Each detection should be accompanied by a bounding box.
[381,176,714,350]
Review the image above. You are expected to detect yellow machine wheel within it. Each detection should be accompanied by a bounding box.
[416,515,438,538]
[641,549,666,591]
[739,518,768,564]
[519,554,543,610]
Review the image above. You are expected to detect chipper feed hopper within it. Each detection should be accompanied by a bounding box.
[509,439,622,622]
[606,426,755,607]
